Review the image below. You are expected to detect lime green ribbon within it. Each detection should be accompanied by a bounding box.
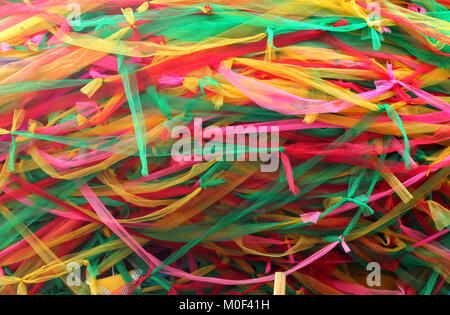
[198,76,220,98]
[8,133,17,172]
[199,161,228,189]
[321,168,376,219]
[118,56,149,177]
[378,104,411,169]
[200,178,226,189]
[148,86,172,120]
[369,27,381,50]
[266,27,278,50]
[363,17,383,50]
[0,129,18,172]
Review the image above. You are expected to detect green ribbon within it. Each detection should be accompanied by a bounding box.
[7,132,17,172]
[200,178,226,189]
[198,76,220,98]
[148,86,172,120]
[370,27,381,50]
[378,104,411,169]
[118,56,149,176]
[420,270,439,295]
[199,161,228,189]
[266,27,278,50]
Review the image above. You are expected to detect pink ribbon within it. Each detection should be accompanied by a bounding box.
[30,33,45,45]
[158,75,184,86]
[89,69,110,80]
[220,64,449,115]
[300,211,321,224]
[408,5,426,13]
[1,42,11,51]
[79,182,347,286]
[264,260,271,274]
[375,63,450,112]
[338,235,351,253]
[280,152,300,195]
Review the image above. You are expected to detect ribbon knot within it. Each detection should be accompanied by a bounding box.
[0,109,25,172]
[342,196,374,216]
[202,4,212,15]
[284,236,291,245]
[338,235,351,253]
[121,8,135,27]
[386,62,398,83]
[198,76,220,98]
[366,19,378,29]
[375,63,449,112]
[372,61,449,138]
[323,235,351,253]
[121,7,140,41]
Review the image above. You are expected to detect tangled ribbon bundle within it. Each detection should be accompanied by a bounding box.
[0,0,449,295]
